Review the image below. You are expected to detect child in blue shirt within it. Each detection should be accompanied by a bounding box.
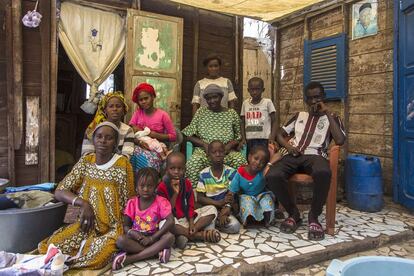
[228,144,275,226]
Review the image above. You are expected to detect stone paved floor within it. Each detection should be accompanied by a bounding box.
[113,200,414,275]
[287,239,414,276]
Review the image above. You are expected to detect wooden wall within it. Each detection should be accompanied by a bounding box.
[274,0,394,194]
[243,37,272,101]
[0,0,241,185]
[0,0,53,186]
[0,1,8,180]
[141,0,241,128]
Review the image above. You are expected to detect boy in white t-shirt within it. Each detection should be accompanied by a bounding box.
[241,77,277,154]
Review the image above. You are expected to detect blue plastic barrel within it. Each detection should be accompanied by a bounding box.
[345,154,383,212]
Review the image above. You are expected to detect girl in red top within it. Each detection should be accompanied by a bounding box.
[157,152,221,249]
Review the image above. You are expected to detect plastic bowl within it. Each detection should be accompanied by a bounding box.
[326,256,414,276]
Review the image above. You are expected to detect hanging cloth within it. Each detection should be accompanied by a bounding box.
[58,2,126,113]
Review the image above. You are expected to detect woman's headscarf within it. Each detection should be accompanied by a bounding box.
[92,121,121,152]
[85,91,128,140]
[203,84,224,99]
[132,83,156,104]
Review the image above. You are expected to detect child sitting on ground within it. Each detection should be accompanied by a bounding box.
[228,145,275,227]
[113,168,175,271]
[157,152,221,249]
[196,140,241,234]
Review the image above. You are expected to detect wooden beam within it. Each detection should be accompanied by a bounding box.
[49,0,58,182]
[304,16,310,40]
[6,3,15,186]
[192,8,199,87]
[132,0,141,10]
[273,27,281,128]
[234,16,239,86]
[11,0,23,150]
[39,0,51,181]
[342,3,350,159]
[235,16,244,111]
[124,9,134,123]
[66,0,131,12]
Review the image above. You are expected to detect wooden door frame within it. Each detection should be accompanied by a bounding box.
[393,0,414,205]
[49,0,58,182]
[392,0,399,203]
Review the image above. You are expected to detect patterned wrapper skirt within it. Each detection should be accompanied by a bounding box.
[130,146,163,172]
[239,191,275,224]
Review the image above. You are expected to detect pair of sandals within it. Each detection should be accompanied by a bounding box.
[280,217,325,241]
[112,248,171,271]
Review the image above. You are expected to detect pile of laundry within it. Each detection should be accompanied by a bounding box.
[0,183,56,210]
[0,244,68,276]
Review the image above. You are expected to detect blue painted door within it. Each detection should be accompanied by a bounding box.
[394,0,414,209]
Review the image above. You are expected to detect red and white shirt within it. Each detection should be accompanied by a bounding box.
[282,112,345,158]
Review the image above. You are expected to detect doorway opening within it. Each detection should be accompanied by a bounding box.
[55,42,124,182]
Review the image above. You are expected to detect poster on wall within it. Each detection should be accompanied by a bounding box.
[352,0,378,40]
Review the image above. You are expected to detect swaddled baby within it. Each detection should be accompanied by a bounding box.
[135,127,172,160]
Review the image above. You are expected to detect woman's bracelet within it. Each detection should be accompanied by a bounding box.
[224,203,232,208]
[71,196,79,206]
[267,162,273,167]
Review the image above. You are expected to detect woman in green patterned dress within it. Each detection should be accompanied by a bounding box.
[182,84,247,186]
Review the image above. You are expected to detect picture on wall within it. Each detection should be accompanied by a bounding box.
[352,0,378,40]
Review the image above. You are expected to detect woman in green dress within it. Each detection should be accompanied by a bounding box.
[182,84,247,186]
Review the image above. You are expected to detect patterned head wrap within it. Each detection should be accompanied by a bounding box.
[85,91,128,140]
[132,83,156,104]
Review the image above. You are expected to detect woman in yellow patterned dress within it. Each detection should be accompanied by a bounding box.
[38,121,134,269]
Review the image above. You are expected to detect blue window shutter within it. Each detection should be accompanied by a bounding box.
[303,33,347,100]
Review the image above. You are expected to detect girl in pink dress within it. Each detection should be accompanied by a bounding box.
[113,168,174,270]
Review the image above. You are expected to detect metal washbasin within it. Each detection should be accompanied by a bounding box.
[0,201,67,253]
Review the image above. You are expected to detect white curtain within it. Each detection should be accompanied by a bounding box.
[58,2,125,111]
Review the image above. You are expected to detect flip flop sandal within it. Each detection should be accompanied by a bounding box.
[280,217,302,234]
[204,229,221,243]
[308,222,325,241]
[112,252,127,271]
[274,209,286,220]
[159,248,171,263]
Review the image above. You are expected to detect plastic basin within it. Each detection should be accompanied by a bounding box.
[0,202,67,253]
[326,256,414,276]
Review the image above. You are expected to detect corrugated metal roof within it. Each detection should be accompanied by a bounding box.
[168,0,325,21]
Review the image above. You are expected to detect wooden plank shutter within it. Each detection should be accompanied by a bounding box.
[125,10,183,127]
[304,33,347,100]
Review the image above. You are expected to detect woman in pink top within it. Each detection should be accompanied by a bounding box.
[129,83,176,172]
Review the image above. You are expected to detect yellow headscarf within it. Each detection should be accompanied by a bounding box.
[85,91,128,140]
